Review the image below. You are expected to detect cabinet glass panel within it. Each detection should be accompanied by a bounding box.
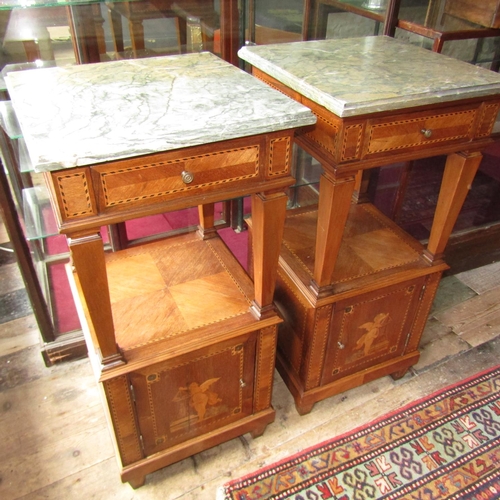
[309,0,387,40]
[0,0,224,80]
[287,146,320,210]
[246,0,304,44]
[396,0,500,68]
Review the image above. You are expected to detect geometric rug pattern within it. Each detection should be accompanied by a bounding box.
[219,365,500,499]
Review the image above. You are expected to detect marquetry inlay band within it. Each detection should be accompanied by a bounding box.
[304,113,339,156]
[104,376,143,466]
[306,304,333,390]
[342,123,364,161]
[405,273,441,354]
[255,326,277,411]
[98,146,260,208]
[268,136,291,176]
[55,171,95,219]
[477,103,500,137]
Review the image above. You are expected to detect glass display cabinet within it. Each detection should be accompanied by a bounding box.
[305,0,500,68]
[0,0,242,365]
[239,36,500,414]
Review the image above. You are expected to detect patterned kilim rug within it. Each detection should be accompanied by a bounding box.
[219,365,500,499]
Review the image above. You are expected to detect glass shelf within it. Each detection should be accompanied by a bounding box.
[286,145,321,210]
[18,137,35,173]
[0,101,22,139]
[0,60,57,93]
[0,0,126,9]
[22,185,59,240]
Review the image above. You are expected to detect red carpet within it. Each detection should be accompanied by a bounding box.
[220,365,500,499]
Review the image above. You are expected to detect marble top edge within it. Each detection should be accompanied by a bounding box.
[5,52,316,172]
[238,37,500,117]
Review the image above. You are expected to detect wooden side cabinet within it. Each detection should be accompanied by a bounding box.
[103,324,277,478]
[6,53,315,486]
[71,232,282,486]
[239,37,500,414]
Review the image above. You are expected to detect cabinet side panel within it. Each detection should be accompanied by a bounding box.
[254,325,278,412]
[103,376,144,466]
[303,304,333,391]
[275,270,308,375]
[404,271,443,354]
[303,112,339,161]
[476,103,500,138]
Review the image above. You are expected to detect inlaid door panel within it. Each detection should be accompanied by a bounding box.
[129,333,256,456]
[321,277,427,385]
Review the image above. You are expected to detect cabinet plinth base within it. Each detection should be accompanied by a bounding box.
[121,407,275,488]
[276,350,420,415]
[273,203,448,414]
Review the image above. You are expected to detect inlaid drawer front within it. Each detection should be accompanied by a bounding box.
[365,108,477,157]
[93,145,260,210]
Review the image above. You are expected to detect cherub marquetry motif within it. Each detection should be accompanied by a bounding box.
[344,312,391,365]
[173,378,223,421]
[355,312,390,357]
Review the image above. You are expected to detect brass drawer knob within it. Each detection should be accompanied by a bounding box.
[421,128,432,138]
[181,170,194,184]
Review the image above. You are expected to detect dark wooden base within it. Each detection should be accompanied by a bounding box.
[40,330,88,366]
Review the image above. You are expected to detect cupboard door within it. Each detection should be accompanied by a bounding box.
[321,277,427,385]
[129,333,256,456]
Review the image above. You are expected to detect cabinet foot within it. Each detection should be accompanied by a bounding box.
[250,423,269,439]
[391,368,409,380]
[128,476,145,489]
[295,401,314,416]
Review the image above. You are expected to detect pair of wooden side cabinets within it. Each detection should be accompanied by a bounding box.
[83,85,499,486]
[16,45,500,488]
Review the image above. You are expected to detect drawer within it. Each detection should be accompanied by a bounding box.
[93,144,261,211]
[48,132,294,224]
[365,108,477,158]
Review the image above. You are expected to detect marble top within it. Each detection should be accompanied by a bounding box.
[5,52,315,172]
[238,37,500,118]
